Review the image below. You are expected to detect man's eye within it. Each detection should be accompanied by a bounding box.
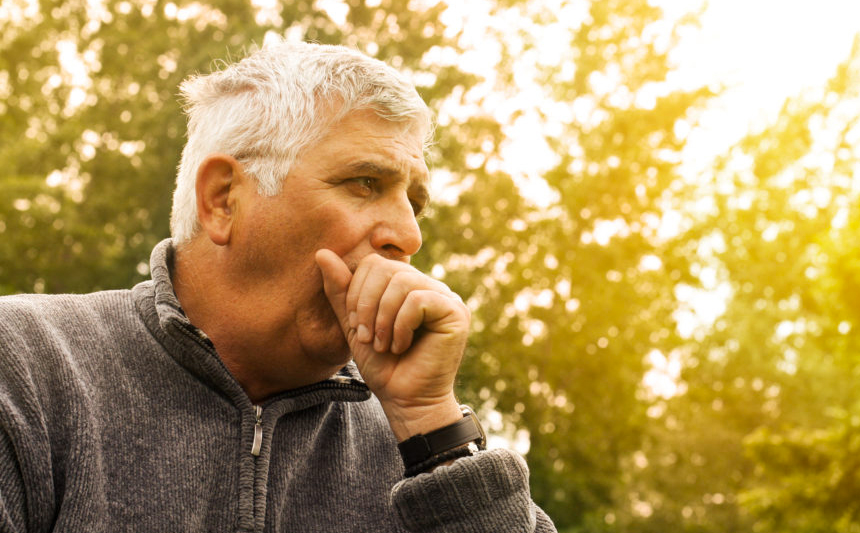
[347,177,375,194]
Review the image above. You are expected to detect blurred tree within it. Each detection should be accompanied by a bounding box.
[622,36,860,533]
[737,123,860,531]
[0,0,267,292]
[414,0,711,529]
[741,406,860,533]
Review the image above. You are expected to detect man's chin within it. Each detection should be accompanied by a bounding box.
[307,326,353,366]
[302,296,353,365]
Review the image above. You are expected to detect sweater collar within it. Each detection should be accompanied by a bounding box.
[133,238,369,409]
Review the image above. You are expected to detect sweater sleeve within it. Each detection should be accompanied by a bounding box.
[0,297,60,533]
[389,449,557,533]
[0,426,27,533]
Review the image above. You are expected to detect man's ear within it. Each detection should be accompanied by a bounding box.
[195,154,244,246]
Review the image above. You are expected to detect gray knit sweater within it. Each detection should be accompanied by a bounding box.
[0,240,556,532]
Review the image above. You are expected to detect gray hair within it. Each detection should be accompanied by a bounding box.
[170,38,432,243]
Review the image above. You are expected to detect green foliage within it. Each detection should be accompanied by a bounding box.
[629,35,860,533]
[1,0,268,292]
[742,410,860,533]
[415,1,712,527]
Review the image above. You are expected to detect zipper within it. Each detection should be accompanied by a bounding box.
[251,405,263,456]
[246,381,365,457]
[246,380,361,456]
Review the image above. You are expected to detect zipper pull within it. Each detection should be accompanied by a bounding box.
[251,405,263,456]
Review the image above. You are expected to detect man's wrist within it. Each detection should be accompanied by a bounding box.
[397,404,487,476]
[381,395,463,442]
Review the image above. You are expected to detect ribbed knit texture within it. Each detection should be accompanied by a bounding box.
[392,450,551,533]
[0,239,556,532]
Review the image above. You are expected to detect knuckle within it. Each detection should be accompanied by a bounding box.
[392,322,413,337]
[403,290,426,305]
[356,300,375,311]
[375,308,391,326]
[389,271,415,291]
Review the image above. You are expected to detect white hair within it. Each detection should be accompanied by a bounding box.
[170,38,432,243]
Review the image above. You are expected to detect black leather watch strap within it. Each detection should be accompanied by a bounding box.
[397,405,486,469]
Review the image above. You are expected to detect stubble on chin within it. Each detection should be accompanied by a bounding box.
[298,253,359,365]
[301,289,352,364]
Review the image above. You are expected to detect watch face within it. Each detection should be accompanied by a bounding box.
[460,405,487,450]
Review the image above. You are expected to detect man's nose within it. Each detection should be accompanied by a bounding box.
[370,194,423,261]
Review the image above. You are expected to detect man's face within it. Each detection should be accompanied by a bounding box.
[228,108,430,367]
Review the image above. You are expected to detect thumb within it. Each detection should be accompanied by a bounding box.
[315,249,353,332]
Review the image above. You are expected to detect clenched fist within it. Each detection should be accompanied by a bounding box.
[315,250,469,441]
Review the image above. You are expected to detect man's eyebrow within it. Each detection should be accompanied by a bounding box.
[344,161,400,177]
[345,161,430,198]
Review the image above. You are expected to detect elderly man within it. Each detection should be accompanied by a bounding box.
[0,40,557,532]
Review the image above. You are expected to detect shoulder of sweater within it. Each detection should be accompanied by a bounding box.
[0,290,139,357]
[0,290,135,324]
[0,290,155,407]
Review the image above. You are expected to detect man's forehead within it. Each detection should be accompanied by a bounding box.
[307,108,431,187]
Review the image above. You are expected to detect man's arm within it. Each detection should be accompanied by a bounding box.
[316,250,557,532]
[0,299,60,533]
[391,449,558,533]
[0,426,27,533]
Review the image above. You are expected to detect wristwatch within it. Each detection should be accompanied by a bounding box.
[397,405,487,471]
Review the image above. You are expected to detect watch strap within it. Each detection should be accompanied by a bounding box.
[398,405,486,469]
[403,446,473,477]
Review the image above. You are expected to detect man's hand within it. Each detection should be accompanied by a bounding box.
[315,250,469,441]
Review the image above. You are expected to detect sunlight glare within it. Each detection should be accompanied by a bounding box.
[654,0,860,180]
[314,0,347,26]
[643,349,684,399]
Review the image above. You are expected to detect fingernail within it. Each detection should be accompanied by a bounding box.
[373,335,384,353]
[357,324,371,343]
[349,312,357,328]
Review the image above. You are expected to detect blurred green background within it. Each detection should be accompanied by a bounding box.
[3,0,860,531]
